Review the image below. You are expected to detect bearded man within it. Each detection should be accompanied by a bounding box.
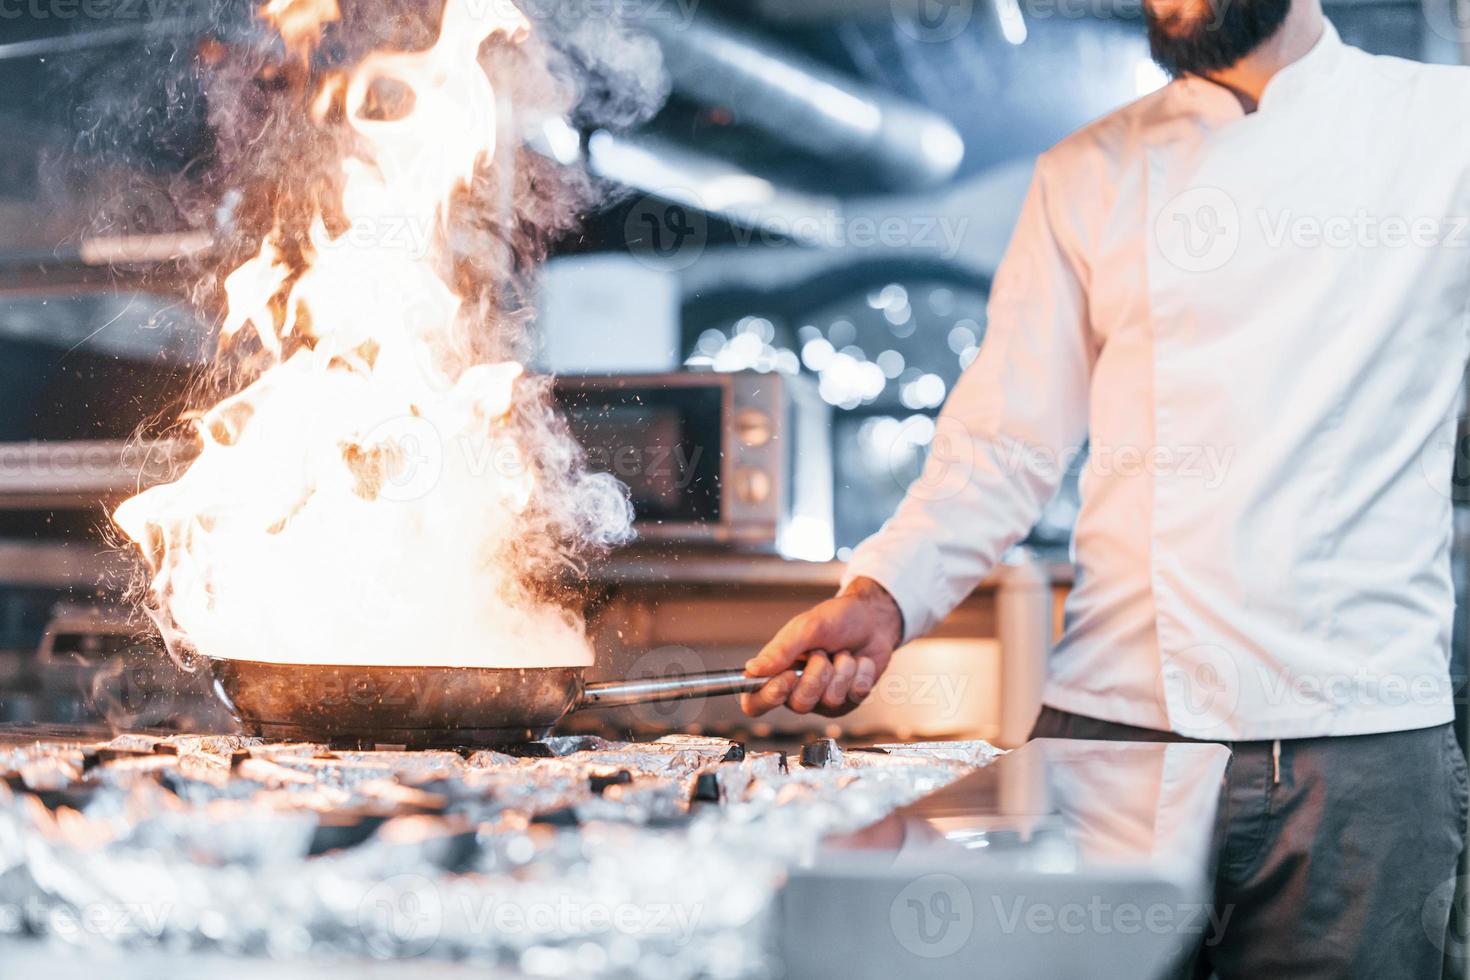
[744,1,1470,974]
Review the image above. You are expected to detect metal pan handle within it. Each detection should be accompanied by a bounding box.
[579,668,798,710]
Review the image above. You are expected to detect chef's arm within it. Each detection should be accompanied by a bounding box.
[743,154,1095,717]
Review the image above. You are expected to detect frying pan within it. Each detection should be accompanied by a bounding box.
[208,659,780,748]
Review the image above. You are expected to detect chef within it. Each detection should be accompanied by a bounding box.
[742,0,1470,974]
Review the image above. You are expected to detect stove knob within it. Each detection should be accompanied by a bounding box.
[733,466,771,504]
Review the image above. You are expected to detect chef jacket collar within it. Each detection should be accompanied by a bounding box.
[1176,19,1344,119]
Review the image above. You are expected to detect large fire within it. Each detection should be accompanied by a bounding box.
[114,0,627,669]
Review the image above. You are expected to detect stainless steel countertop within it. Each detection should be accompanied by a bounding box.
[781,738,1231,979]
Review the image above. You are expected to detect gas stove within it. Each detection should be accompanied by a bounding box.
[0,730,1001,977]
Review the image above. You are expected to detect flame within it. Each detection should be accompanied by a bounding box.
[260,0,341,60]
[115,0,611,670]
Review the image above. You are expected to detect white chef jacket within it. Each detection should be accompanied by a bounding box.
[843,21,1470,740]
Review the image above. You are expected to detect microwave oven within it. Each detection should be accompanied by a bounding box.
[553,371,834,557]
[0,370,834,559]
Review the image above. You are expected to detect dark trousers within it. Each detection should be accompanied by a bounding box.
[1030,706,1469,979]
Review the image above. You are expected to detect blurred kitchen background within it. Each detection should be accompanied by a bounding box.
[0,0,1465,746]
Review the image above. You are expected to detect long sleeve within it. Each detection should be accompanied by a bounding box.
[841,154,1096,643]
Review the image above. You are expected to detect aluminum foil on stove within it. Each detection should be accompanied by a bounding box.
[0,732,1003,978]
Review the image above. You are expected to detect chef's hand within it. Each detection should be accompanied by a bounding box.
[741,577,904,718]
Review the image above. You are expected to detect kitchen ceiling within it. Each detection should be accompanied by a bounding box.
[0,0,1440,212]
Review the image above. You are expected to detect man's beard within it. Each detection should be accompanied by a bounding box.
[1147,0,1293,77]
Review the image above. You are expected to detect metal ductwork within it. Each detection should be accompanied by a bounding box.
[640,15,965,191]
[583,128,841,244]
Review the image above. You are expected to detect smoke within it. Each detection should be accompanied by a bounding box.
[68,0,671,670]
[63,0,667,348]
[533,2,670,132]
